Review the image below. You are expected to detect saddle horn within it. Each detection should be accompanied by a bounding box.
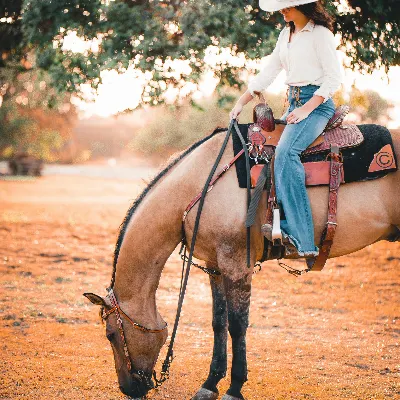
[253,91,275,132]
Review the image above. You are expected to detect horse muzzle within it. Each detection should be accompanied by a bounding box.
[119,372,154,399]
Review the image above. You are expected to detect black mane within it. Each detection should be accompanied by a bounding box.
[109,126,227,288]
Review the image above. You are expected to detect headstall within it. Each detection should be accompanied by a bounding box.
[102,288,168,388]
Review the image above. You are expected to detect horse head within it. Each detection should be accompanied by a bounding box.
[84,291,168,399]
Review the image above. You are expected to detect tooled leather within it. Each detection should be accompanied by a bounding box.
[247,123,363,156]
[251,160,345,187]
[303,124,363,155]
[253,102,275,132]
[325,105,350,131]
[310,151,343,271]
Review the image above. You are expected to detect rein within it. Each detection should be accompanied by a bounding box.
[156,119,251,387]
[104,120,251,392]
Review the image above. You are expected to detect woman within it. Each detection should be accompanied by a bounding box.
[229,0,343,257]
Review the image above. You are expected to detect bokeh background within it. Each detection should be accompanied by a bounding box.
[1,1,399,399]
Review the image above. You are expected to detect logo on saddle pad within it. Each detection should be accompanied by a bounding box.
[368,144,396,172]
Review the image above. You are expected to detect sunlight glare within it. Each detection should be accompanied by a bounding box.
[66,31,400,127]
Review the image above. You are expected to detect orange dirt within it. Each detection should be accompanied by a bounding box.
[0,175,399,399]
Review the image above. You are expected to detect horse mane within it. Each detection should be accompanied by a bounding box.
[109,126,227,288]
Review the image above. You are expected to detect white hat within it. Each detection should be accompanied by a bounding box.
[259,0,317,12]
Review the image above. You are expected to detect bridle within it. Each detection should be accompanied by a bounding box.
[102,120,248,393]
[102,288,168,389]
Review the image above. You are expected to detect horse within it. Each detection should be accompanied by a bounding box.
[84,125,400,400]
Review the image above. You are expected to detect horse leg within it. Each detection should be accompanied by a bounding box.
[191,273,228,400]
[221,268,252,400]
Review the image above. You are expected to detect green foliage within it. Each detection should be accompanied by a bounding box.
[0,61,71,162]
[0,1,76,162]
[0,0,24,68]
[18,0,399,109]
[24,129,64,161]
[338,0,400,71]
[0,101,32,149]
[0,100,65,161]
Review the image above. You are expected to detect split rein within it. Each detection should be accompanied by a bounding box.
[103,120,252,394]
[156,119,253,388]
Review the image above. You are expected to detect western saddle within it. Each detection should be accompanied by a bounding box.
[248,99,363,272]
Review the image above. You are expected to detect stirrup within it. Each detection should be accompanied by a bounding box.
[261,208,283,246]
[271,207,283,245]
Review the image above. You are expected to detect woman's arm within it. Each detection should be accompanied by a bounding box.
[285,94,324,124]
[247,29,285,97]
[229,89,254,120]
[230,29,285,120]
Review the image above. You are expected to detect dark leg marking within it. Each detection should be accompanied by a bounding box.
[224,274,252,400]
[202,275,228,394]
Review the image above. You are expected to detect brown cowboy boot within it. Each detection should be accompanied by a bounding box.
[261,223,276,242]
[262,223,319,259]
[261,206,283,245]
[261,222,285,247]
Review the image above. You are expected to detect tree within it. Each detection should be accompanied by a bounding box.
[338,0,400,70]
[0,1,75,161]
[19,0,399,109]
[0,0,25,101]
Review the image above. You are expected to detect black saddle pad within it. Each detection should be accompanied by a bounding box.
[232,123,398,188]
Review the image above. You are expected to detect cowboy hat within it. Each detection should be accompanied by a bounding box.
[259,0,318,12]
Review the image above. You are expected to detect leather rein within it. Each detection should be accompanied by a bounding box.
[104,120,249,393]
[102,288,168,389]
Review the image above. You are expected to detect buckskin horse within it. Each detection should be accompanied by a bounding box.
[84,113,400,399]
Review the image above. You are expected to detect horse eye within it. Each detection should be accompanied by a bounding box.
[106,332,115,342]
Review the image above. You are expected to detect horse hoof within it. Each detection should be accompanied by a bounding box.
[221,395,244,400]
[191,387,219,400]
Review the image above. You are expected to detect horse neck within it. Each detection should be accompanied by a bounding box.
[113,172,185,323]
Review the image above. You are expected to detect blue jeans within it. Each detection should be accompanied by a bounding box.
[275,84,336,256]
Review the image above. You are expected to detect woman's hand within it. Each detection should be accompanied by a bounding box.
[229,103,243,121]
[286,106,311,124]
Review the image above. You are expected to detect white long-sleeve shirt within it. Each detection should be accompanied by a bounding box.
[247,20,343,103]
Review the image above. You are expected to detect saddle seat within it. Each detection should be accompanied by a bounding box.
[250,103,363,156]
[249,103,363,187]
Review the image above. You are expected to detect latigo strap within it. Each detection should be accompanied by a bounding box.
[308,144,343,271]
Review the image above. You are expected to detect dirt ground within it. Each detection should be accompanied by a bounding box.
[1,173,399,400]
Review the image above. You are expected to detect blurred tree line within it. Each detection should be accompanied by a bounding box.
[127,85,393,160]
[0,0,398,161]
[0,0,76,162]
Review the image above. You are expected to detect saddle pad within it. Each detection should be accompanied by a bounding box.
[232,123,397,188]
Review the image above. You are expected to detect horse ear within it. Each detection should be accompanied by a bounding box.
[83,292,106,306]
